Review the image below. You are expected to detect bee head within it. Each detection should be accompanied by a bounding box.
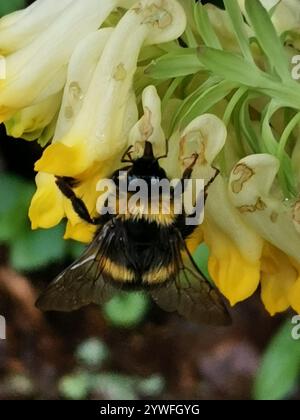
[130,141,167,180]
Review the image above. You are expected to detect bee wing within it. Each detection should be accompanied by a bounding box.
[36,223,116,312]
[151,237,231,326]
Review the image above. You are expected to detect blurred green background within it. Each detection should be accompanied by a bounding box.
[0,0,299,401]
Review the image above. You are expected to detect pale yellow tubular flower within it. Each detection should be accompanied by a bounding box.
[29,28,115,239]
[162,114,228,180]
[178,115,227,253]
[129,85,166,157]
[5,91,62,140]
[229,155,300,262]
[63,165,114,243]
[238,0,300,33]
[167,115,263,304]
[29,168,102,244]
[238,0,280,13]
[74,85,166,242]
[260,243,298,315]
[205,4,252,52]
[54,29,114,141]
[30,25,138,243]
[204,180,263,306]
[228,154,300,314]
[0,0,120,122]
[162,110,227,232]
[267,0,300,33]
[238,0,280,16]
[35,0,187,178]
[0,0,74,55]
[29,172,64,230]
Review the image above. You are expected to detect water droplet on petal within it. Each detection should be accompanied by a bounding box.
[69,81,83,101]
[113,63,127,81]
[96,130,105,141]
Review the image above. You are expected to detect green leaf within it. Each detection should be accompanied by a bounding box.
[103,293,149,328]
[261,100,296,197]
[193,2,222,49]
[0,0,25,16]
[238,95,262,154]
[175,79,236,130]
[198,47,300,109]
[145,49,203,79]
[0,174,34,241]
[183,26,198,48]
[277,112,300,198]
[223,0,254,63]
[10,224,66,271]
[245,0,290,81]
[161,77,184,111]
[172,76,220,128]
[254,320,300,400]
[223,86,248,126]
[198,47,267,88]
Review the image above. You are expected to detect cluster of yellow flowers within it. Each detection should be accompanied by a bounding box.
[0,0,300,316]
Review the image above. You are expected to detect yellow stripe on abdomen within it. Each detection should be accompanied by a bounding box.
[102,257,135,283]
[142,264,177,285]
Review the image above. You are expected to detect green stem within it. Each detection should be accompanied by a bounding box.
[223,87,247,126]
[278,112,300,160]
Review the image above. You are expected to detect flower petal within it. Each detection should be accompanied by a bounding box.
[35,142,88,176]
[54,28,113,141]
[36,0,186,177]
[203,176,262,304]
[129,85,166,157]
[0,0,74,55]
[0,0,119,118]
[29,172,64,229]
[5,91,62,139]
[228,154,300,263]
[261,243,297,315]
[164,113,227,179]
[64,220,96,244]
[205,217,261,305]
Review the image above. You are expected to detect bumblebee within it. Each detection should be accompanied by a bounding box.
[36,141,230,325]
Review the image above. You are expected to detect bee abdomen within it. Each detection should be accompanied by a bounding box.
[101,257,135,284]
[142,263,178,285]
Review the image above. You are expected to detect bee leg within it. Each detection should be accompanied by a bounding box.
[121,145,134,163]
[173,168,219,240]
[182,153,199,182]
[156,138,169,160]
[59,176,81,188]
[172,153,199,197]
[56,177,102,225]
[204,167,219,202]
